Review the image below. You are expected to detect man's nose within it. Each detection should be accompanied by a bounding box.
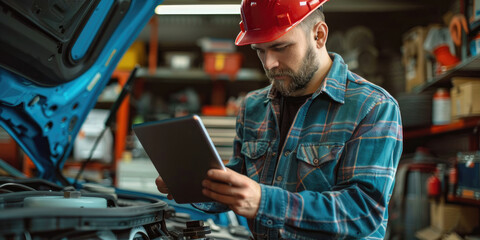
[263,51,279,70]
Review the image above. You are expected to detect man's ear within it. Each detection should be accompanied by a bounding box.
[313,21,328,48]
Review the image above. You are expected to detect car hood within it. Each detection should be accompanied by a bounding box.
[0,0,161,183]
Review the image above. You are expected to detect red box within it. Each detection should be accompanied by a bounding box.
[201,105,227,116]
[203,52,243,80]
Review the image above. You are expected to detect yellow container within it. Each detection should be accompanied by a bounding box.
[116,41,146,70]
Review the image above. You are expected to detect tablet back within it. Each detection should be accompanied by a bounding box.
[132,115,225,203]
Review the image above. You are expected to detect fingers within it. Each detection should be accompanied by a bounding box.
[202,187,237,205]
[202,169,262,219]
[207,168,247,187]
[202,178,253,203]
[202,179,238,197]
[155,176,167,187]
[157,186,169,194]
[155,176,169,194]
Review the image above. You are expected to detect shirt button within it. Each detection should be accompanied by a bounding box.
[284,151,290,157]
[272,152,277,156]
[313,159,319,165]
[266,219,273,225]
[276,176,283,181]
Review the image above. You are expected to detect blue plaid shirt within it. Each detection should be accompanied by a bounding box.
[195,53,403,239]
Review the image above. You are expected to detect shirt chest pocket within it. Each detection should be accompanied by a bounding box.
[241,140,269,182]
[295,143,344,192]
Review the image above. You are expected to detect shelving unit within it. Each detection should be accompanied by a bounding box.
[412,55,480,93]
[202,116,236,162]
[404,117,480,139]
[403,53,480,209]
[448,195,480,206]
[136,67,266,82]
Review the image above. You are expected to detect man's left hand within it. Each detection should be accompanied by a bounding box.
[202,168,261,219]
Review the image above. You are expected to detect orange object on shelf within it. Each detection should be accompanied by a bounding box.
[203,52,243,80]
[148,17,158,75]
[404,117,480,139]
[202,106,227,116]
[433,44,460,69]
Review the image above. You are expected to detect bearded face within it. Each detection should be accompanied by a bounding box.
[265,45,319,97]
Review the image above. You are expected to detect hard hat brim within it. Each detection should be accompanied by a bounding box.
[235,25,294,46]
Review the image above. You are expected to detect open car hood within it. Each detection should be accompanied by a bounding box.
[0,0,161,182]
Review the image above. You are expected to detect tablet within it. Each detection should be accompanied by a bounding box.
[132,115,226,203]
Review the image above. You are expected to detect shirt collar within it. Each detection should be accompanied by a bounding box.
[313,52,347,104]
[266,52,347,104]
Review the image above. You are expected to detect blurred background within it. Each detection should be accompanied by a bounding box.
[2,0,480,239]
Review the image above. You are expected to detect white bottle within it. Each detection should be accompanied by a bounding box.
[432,88,451,125]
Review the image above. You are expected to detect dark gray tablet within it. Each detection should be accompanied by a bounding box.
[132,115,226,203]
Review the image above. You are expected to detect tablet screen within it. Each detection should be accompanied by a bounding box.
[133,115,226,203]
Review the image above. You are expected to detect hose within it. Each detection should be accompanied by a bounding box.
[449,14,469,47]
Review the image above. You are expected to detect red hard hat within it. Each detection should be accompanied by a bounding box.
[235,0,329,46]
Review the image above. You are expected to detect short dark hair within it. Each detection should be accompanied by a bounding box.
[298,8,325,36]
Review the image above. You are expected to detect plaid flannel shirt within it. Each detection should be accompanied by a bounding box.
[195,53,403,239]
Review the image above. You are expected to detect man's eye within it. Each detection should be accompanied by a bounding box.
[274,46,287,51]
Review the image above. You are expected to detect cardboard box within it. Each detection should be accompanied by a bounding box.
[416,226,443,240]
[403,26,428,92]
[450,77,480,119]
[416,227,466,240]
[430,199,479,234]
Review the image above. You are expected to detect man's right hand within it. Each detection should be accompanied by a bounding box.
[155,176,173,200]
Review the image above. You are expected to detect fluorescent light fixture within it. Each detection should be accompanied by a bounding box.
[155,4,240,15]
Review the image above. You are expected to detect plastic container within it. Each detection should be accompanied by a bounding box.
[433,44,460,67]
[201,106,227,116]
[203,52,243,80]
[456,152,480,199]
[432,88,451,125]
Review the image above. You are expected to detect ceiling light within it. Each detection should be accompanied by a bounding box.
[155,4,240,15]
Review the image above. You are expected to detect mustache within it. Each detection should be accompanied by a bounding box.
[265,68,295,79]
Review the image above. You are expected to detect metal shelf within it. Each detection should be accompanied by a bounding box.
[448,195,480,207]
[136,67,266,82]
[404,117,480,139]
[413,55,480,93]
[201,116,236,161]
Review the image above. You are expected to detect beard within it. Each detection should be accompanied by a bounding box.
[265,46,319,97]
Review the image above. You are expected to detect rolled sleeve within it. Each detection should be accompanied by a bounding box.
[255,184,287,228]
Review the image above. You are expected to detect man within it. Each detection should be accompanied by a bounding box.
[156,0,403,239]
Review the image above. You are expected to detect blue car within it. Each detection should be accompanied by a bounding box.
[0,1,248,239]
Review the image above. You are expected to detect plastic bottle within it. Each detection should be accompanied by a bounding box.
[432,88,451,125]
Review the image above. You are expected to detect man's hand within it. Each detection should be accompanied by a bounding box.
[155,175,173,200]
[202,168,261,219]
